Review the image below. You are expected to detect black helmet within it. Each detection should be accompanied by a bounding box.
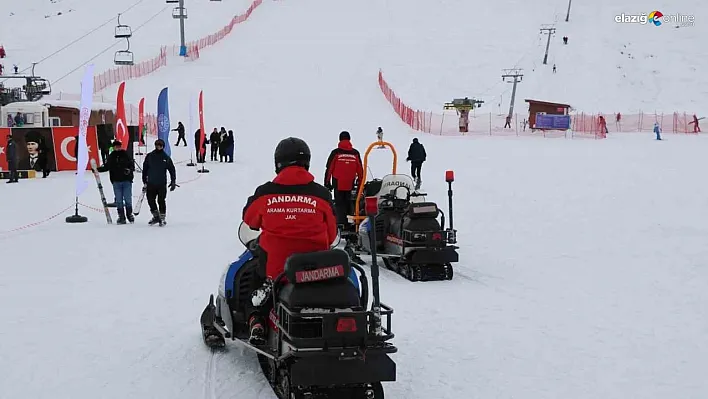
[339,131,350,141]
[274,137,311,173]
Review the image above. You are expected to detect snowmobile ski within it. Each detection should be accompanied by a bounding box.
[89,159,112,224]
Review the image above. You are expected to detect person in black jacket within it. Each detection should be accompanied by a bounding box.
[209,128,220,161]
[97,140,135,224]
[142,139,176,226]
[406,138,426,184]
[173,121,187,146]
[5,134,18,183]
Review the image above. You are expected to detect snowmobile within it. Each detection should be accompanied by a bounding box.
[199,220,397,398]
[344,140,459,282]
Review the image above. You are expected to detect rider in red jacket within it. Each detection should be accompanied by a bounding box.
[324,131,363,229]
[242,137,338,343]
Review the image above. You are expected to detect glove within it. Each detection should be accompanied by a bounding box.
[142,184,147,193]
[169,182,177,192]
[324,182,332,191]
[406,157,410,161]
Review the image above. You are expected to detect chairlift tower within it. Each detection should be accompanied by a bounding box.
[167,0,188,56]
[114,14,134,65]
[501,68,523,119]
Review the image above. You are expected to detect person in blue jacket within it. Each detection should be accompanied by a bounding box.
[653,122,662,140]
[227,130,235,163]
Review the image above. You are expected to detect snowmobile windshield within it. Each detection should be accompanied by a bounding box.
[237,221,341,248]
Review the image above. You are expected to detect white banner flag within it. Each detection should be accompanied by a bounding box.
[188,94,195,153]
[75,64,95,197]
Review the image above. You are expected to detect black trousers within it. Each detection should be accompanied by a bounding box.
[176,134,186,146]
[410,161,422,179]
[333,189,352,227]
[244,249,269,322]
[146,184,167,215]
[8,159,18,181]
[210,145,219,161]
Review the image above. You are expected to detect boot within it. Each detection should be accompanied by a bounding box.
[116,207,127,224]
[148,212,160,225]
[126,206,134,223]
[248,315,266,345]
[159,213,166,226]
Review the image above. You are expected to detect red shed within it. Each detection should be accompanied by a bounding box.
[524,99,571,129]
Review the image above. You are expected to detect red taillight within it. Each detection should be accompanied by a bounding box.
[336,317,357,332]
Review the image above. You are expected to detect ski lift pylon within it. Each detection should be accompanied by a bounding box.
[114,14,132,38]
[172,7,187,18]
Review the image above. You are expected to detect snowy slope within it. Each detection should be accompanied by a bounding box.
[2,0,708,398]
[379,0,707,113]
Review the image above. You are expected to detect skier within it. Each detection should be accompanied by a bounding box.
[522,119,528,131]
[654,122,662,140]
[5,134,18,183]
[0,46,5,58]
[97,139,135,224]
[172,121,186,146]
[562,36,568,45]
[324,131,363,231]
[240,137,338,344]
[13,64,18,74]
[406,138,426,187]
[142,139,177,226]
[209,128,220,161]
[504,115,512,128]
[691,114,701,133]
[552,64,557,73]
[376,126,383,142]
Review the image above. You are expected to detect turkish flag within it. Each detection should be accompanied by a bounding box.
[0,128,10,171]
[52,126,99,171]
[115,82,128,148]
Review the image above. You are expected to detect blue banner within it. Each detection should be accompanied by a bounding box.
[157,87,171,156]
[535,113,570,130]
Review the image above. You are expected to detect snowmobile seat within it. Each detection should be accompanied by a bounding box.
[279,249,361,310]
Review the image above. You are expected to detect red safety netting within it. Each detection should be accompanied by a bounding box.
[378,70,702,139]
[92,0,263,93]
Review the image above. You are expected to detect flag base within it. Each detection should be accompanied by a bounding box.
[197,169,210,173]
[66,214,88,223]
[186,162,196,166]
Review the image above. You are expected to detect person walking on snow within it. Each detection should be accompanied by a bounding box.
[552,64,556,73]
[407,138,426,186]
[97,139,135,224]
[5,134,18,183]
[654,122,662,140]
[227,130,235,162]
[173,121,187,146]
[142,139,177,226]
[324,131,363,231]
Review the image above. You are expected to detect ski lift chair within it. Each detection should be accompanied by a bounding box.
[172,7,187,19]
[114,14,132,38]
[114,50,134,66]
